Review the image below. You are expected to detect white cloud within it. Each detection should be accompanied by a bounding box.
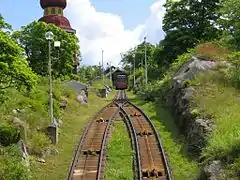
[66,0,166,67]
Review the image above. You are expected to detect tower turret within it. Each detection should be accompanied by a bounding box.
[39,0,76,34]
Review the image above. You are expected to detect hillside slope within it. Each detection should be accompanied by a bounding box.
[137,43,240,179]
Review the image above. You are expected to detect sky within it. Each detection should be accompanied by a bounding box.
[0,0,166,67]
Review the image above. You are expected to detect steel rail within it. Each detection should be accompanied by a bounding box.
[114,101,142,180]
[96,106,120,180]
[126,100,172,180]
[67,91,121,180]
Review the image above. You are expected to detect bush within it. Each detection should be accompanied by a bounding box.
[0,122,20,146]
[138,48,195,102]
[0,145,30,180]
[28,132,51,156]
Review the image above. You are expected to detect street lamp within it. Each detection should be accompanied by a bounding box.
[144,36,148,85]
[54,41,61,60]
[107,61,112,86]
[45,31,54,124]
[133,53,136,88]
[101,49,104,87]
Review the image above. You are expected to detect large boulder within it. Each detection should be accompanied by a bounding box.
[65,80,88,104]
[172,56,217,89]
[76,90,88,104]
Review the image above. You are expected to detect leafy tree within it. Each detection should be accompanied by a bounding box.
[0,14,12,31]
[0,17,37,91]
[161,0,221,62]
[13,21,80,77]
[218,0,240,50]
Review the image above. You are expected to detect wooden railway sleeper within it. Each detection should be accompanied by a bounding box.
[82,150,101,156]
[96,117,109,123]
[142,168,164,178]
[130,112,141,117]
[137,131,153,136]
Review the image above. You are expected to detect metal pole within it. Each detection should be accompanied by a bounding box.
[109,62,112,86]
[102,50,104,87]
[57,49,60,60]
[133,55,136,88]
[48,40,53,124]
[144,36,147,85]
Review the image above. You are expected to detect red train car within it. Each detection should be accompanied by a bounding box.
[112,70,128,90]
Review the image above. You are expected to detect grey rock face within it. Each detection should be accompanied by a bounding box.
[199,160,223,180]
[173,56,217,89]
[17,140,29,167]
[165,56,219,156]
[76,90,88,104]
[65,80,86,93]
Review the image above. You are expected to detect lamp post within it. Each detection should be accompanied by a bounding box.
[133,54,136,88]
[144,36,148,85]
[54,41,61,60]
[107,61,112,86]
[101,49,104,87]
[45,31,54,124]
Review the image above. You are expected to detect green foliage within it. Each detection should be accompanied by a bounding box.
[0,122,20,146]
[0,145,30,180]
[28,132,51,156]
[121,42,162,88]
[138,49,195,101]
[78,65,102,83]
[218,0,240,50]
[13,21,80,77]
[0,31,37,91]
[189,70,240,179]
[0,15,12,31]
[161,0,221,63]
[106,122,133,180]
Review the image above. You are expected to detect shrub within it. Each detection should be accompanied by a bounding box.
[28,132,51,156]
[0,145,30,180]
[138,48,195,102]
[0,122,20,146]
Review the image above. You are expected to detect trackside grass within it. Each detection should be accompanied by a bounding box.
[191,71,240,178]
[127,92,200,180]
[30,90,116,180]
[105,121,133,180]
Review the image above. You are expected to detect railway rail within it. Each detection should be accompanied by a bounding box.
[67,95,120,180]
[67,90,172,180]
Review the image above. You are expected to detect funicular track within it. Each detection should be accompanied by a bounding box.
[67,90,172,180]
[120,91,172,180]
[67,93,120,180]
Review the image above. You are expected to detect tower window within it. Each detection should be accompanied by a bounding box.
[44,8,48,16]
[51,8,56,15]
[58,8,62,15]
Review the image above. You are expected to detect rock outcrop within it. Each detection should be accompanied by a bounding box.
[164,56,229,179]
[198,160,223,180]
[165,56,218,155]
[65,80,88,104]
